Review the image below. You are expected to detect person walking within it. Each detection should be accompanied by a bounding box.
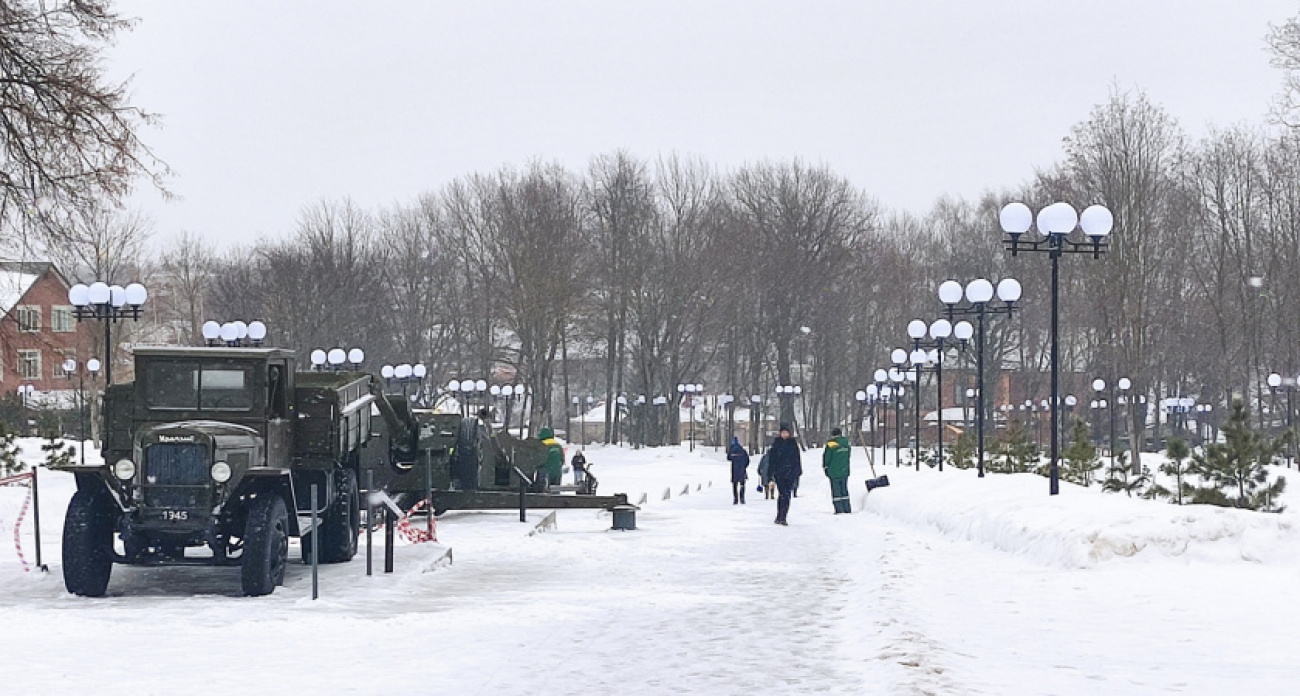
[571,450,588,488]
[768,423,802,525]
[757,451,775,499]
[823,427,852,514]
[727,437,750,504]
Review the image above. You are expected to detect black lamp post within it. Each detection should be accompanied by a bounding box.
[775,384,801,435]
[677,383,703,451]
[889,352,909,467]
[1267,373,1287,466]
[939,277,1020,477]
[1000,201,1114,495]
[1092,377,1124,470]
[61,358,99,466]
[652,395,669,446]
[68,281,148,386]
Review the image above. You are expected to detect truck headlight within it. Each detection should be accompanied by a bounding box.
[210,461,232,483]
[113,459,136,480]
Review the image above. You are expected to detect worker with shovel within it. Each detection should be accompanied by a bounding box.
[823,427,852,514]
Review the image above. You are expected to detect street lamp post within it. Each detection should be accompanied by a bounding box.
[749,394,763,453]
[890,350,908,466]
[1000,201,1114,495]
[717,394,734,450]
[68,281,148,386]
[652,396,669,446]
[774,384,801,435]
[1194,403,1214,445]
[677,383,703,451]
[939,277,1020,477]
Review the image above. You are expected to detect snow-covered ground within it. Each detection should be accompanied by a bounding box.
[3,439,1300,695]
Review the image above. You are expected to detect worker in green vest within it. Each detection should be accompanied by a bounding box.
[538,427,564,487]
[823,427,851,514]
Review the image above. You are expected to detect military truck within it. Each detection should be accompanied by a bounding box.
[57,345,629,597]
[57,346,399,597]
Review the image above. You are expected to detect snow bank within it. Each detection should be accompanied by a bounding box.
[858,462,1300,569]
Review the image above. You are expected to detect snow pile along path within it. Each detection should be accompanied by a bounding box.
[859,462,1300,568]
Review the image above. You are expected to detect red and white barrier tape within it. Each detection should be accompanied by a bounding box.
[1,472,34,572]
[396,498,436,544]
[0,471,34,487]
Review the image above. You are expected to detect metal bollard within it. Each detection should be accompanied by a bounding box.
[310,483,319,599]
[365,470,373,577]
[384,505,394,573]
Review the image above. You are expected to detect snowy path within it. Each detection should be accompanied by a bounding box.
[4,443,1300,694]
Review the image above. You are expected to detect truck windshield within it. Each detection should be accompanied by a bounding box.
[146,363,255,411]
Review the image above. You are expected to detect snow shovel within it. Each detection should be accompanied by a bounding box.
[864,459,890,491]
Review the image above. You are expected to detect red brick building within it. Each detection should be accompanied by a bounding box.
[0,261,94,404]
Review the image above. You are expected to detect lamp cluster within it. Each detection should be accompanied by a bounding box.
[381,363,427,381]
[202,320,268,347]
[449,379,488,395]
[309,347,365,371]
[68,282,148,316]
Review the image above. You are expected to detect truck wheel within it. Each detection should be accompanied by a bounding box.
[304,469,359,564]
[62,487,114,597]
[241,493,289,596]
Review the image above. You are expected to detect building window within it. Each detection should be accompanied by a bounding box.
[52,306,75,333]
[17,350,41,380]
[53,351,76,378]
[15,306,40,332]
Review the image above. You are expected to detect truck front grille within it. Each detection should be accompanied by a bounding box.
[144,443,209,509]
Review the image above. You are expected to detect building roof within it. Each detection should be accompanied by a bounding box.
[0,261,55,317]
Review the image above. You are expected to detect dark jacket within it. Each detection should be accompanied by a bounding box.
[758,452,771,485]
[728,442,750,482]
[571,452,587,472]
[768,436,803,485]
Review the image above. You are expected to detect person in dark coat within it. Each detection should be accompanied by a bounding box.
[768,422,803,525]
[571,451,588,487]
[727,437,750,504]
[757,451,774,499]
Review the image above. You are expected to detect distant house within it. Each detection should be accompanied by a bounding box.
[0,261,93,404]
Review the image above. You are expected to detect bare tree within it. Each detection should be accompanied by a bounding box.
[0,0,167,232]
[158,231,214,345]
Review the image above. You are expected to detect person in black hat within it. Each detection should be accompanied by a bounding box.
[727,436,750,504]
[767,422,802,525]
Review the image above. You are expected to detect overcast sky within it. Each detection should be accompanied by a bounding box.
[108,0,1299,248]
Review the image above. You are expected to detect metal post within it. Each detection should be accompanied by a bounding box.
[895,395,902,468]
[1109,383,1117,471]
[1049,248,1061,495]
[31,465,44,571]
[425,449,434,538]
[977,305,986,477]
[914,367,921,470]
[365,469,373,576]
[384,505,394,573]
[519,476,527,522]
[79,370,86,466]
[104,318,112,386]
[689,396,695,452]
[310,483,319,599]
[936,344,944,472]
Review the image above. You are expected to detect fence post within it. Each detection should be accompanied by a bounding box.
[310,483,319,599]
